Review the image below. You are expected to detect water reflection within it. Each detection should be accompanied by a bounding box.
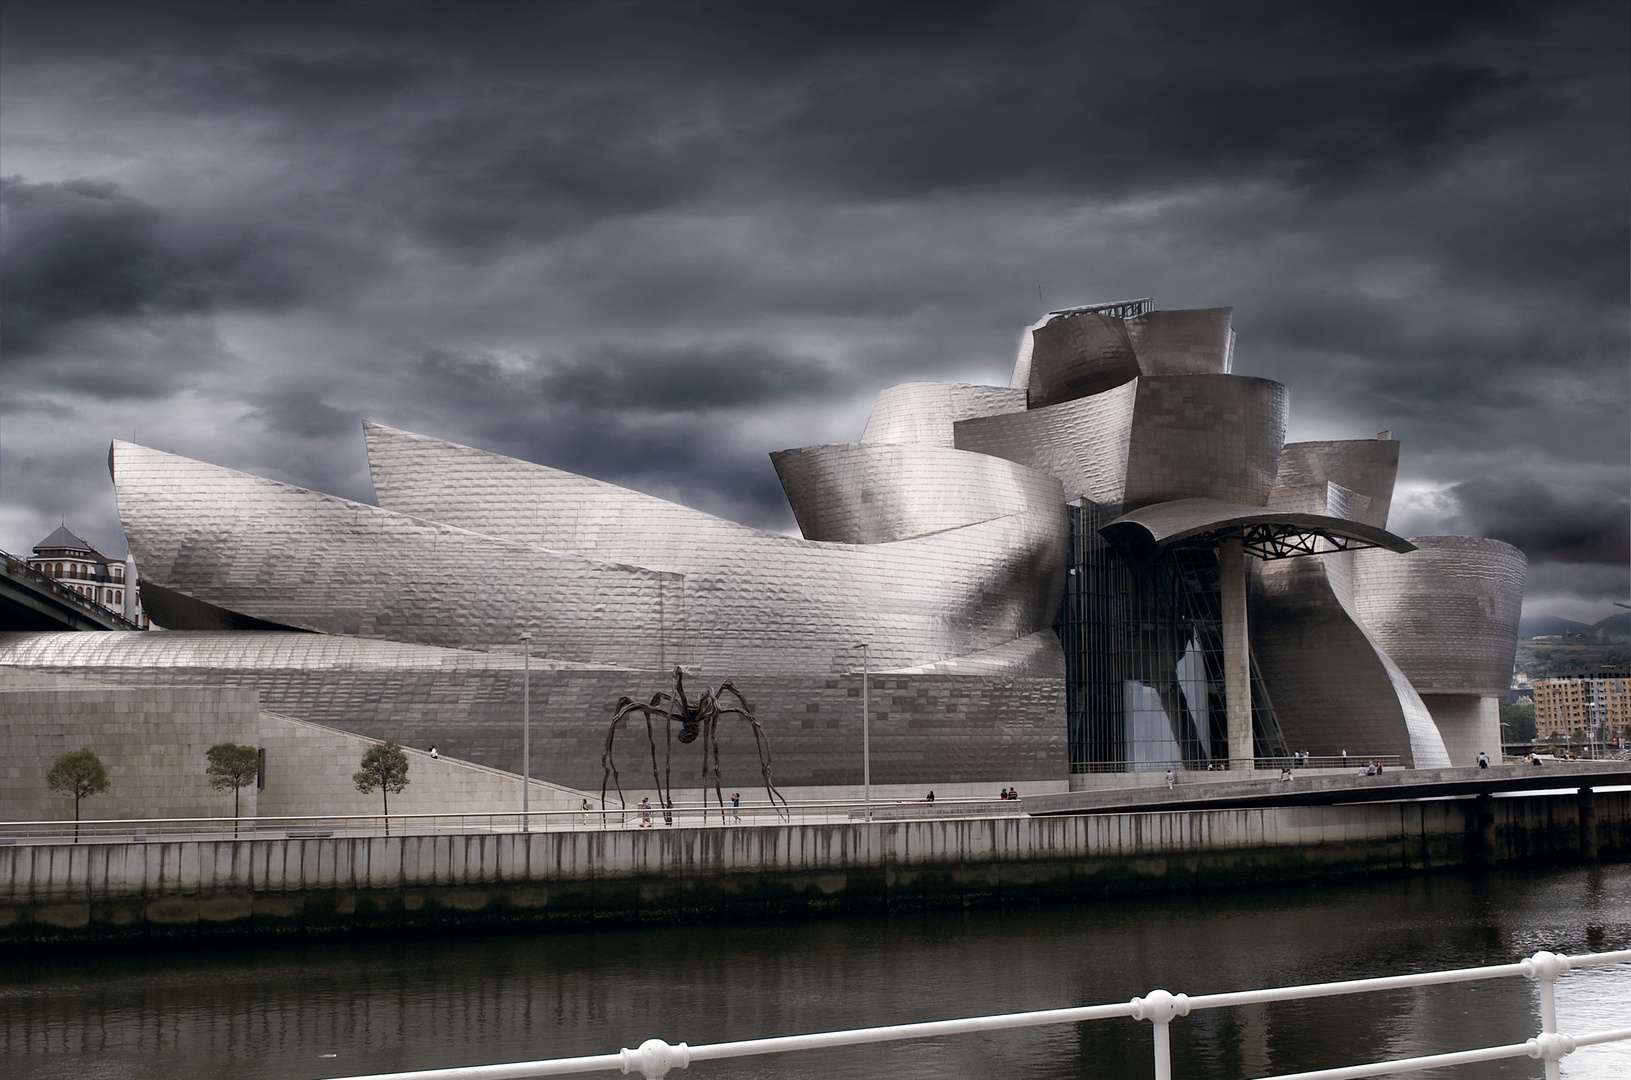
[1,865,1627,1080]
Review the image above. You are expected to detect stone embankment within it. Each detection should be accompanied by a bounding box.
[2,789,1625,947]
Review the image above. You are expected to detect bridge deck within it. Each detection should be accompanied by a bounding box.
[1023,761,1631,816]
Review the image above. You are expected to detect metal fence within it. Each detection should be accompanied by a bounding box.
[1071,754,1402,774]
[320,949,1631,1080]
[0,798,1026,845]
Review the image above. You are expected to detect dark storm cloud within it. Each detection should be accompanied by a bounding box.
[0,0,1625,614]
[1448,477,1631,566]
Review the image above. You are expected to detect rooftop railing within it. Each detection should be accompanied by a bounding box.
[317,949,1631,1080]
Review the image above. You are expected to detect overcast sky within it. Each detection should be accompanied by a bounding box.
[2,1,1627,621]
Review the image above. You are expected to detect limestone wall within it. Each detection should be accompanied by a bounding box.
[256,713,586,816]
[0,679,261,822]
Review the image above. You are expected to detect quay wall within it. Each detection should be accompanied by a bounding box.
[2,790,1626,946]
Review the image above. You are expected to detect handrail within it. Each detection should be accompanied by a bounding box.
[1071,755,1402,774]
[0,797,1030,843]
[316,949,1631,1080]
[0,548,143,630]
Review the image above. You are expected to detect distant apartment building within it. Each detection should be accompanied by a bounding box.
[27,524,150,628]
[1531,667,1630,749]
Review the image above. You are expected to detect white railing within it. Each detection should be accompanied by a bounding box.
[318,949,1631,1080]
[0,798,1023,845]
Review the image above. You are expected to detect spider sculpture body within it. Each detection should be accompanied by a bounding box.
[600,667,787,819]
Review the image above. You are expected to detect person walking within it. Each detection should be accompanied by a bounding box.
[1165,769,1174,791]
[731,792,741,822]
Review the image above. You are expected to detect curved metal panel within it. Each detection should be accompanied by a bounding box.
[1025,312,1140,408]
[953,380,1138,507]
[1121,375,1287,511]
[770,443,1066,544]
[125,436,1068,674]
[1249,554,1451,768]
[1124,307,1234,375]
[1347,536,1527,697]
[859,383,1026,447]
[1273,440,1400,529]
[1099,497,1415,562]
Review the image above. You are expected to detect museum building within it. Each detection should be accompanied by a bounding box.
[0,299,1525,797]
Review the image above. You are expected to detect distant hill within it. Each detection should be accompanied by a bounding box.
[1590,612,1631,643]
[1518,615,1593,639]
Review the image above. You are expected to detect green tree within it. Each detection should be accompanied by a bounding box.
[206,743,261,826]
[1500,700,1537,744]
[353,741,410,831]
[46,749,109,841]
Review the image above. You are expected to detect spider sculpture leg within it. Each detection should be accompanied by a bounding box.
[601,697,641,810]
[716,702,788,816]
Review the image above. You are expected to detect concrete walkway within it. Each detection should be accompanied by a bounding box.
[1024,761,1631,816]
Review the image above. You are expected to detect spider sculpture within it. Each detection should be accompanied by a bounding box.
[600,667,787,820]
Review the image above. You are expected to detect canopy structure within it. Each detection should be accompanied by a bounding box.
[1099,498,1416,562]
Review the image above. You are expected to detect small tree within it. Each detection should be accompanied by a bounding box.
[353,741,410,831]
[206,743,261,829]
[46,749,110,842]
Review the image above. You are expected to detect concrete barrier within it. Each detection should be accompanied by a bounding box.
[1,790,1624,946]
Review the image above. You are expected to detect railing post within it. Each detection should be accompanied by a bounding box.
[1131,989,1189,1080]
[1526,950,1573,1080]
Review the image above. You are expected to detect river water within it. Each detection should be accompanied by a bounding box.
[2,864,1628,1080]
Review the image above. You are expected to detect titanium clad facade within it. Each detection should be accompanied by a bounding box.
[358,429,1068,673]
[1025,312,1141,408]
[1120,376,1287,512]
[1348,537,1527,697]
[954,381,1139,507]
[859,383,1027,447]
[7,295,1521,791]
[771,443,1066,545]
[1272,440,1400,529]
[1123,308,1235,376]
[1249,553,1451,767]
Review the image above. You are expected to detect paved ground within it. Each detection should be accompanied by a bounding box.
[1023,761,1631,816]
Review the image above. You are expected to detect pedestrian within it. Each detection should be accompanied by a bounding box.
[639,797,652,827]
[429,744,438,760]
[1341,749,1348,766]
[1165,769,1174,791]
[580,797,591,825]
[926,790,935,803]
[1477,751,1489,769]
[1364,761,1376,777]
[1280,766,1292,782]
[731,792,741,821]
[1375,761,1385,776]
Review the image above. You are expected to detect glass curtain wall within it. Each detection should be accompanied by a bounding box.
[1059,502,1288,772]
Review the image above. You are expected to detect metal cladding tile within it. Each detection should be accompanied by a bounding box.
[1124,308,1234,376]
[1273,440,1401,530]
[1249,554,1450,768]
[1347,537,1527,697]
[1121,375,1287,512]
[358,426,1068,669]
[1265,482,1371,525]
[954,380,1137,507]
[1025,313,1141,408]
[859,383,1027,447]
[770,442,1067,544]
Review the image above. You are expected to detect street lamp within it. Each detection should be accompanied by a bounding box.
[520,630,532,829]
[853,642,870,811]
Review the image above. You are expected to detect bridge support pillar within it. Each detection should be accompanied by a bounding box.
[1470,794,1497,868]
[1577,787,1597,862]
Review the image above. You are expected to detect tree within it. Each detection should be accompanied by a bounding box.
[46,749,109,842]
[1500,700,1537,743]
[353,741,410,830]
[206,743,261,826]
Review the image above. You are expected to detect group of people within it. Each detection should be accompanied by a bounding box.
[997,787,1020,800]
[1362,760,1386,776]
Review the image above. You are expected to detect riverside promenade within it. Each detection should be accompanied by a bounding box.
[3,780,1627,947]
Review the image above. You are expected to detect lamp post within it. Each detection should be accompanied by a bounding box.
[853,642,870,812]
[520,630,532,829]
